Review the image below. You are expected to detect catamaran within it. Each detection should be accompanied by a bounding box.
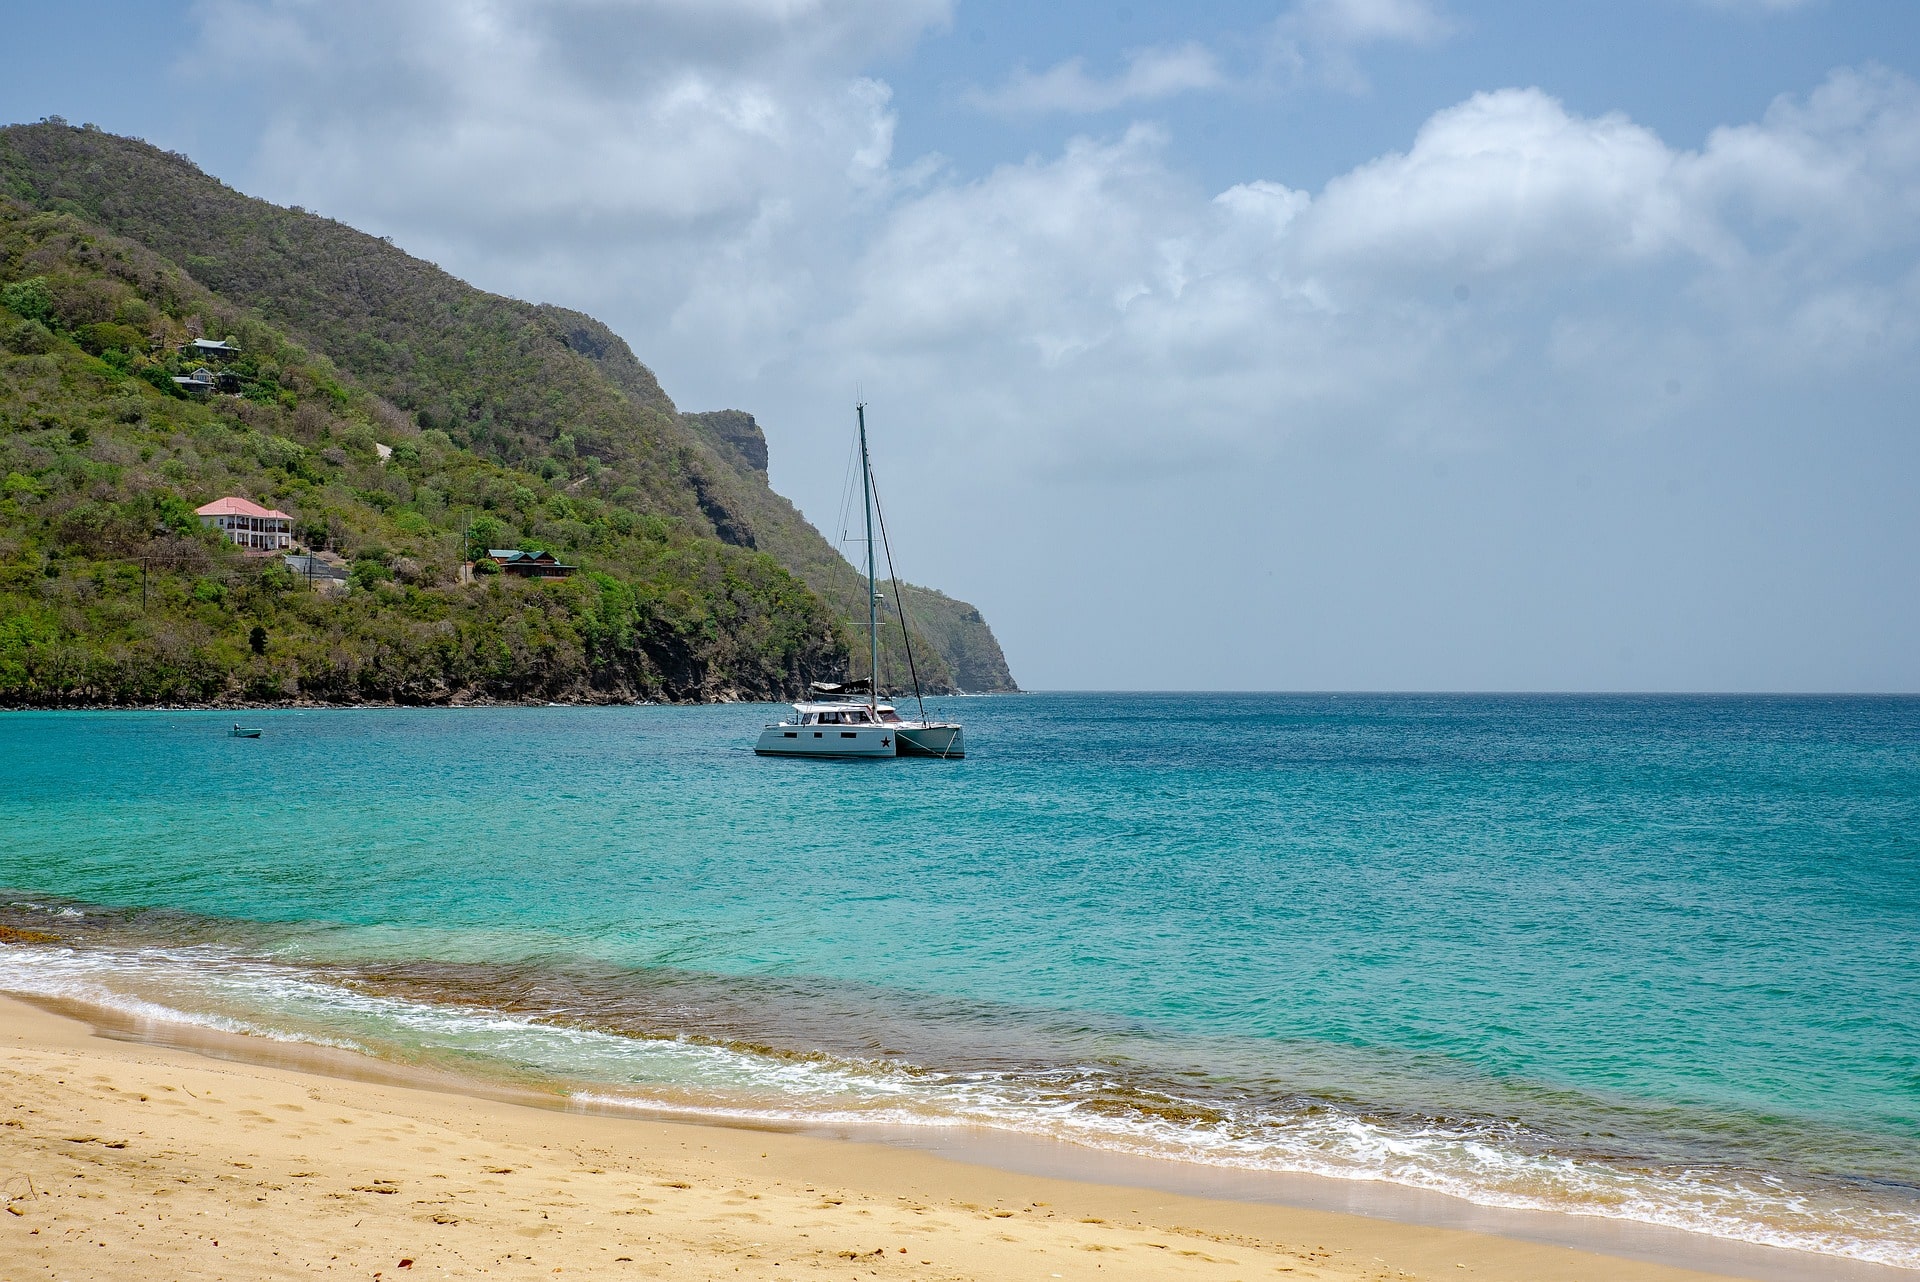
[754,405,965,760]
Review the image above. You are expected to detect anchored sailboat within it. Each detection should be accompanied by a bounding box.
[754,404,965,760]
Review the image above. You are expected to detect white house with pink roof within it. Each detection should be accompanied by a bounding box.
[197,496,294,553]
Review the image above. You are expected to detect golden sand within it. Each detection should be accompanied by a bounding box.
[0,994,1749,1281]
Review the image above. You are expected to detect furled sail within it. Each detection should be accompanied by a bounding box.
[810,679,873,696]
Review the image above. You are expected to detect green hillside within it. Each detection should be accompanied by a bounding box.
[0,199,843,703]
[0,120,1017,704]
[0,120,1016,695]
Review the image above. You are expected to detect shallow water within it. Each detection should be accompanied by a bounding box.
[2,695,1917,1266]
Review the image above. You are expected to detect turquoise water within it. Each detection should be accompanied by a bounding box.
[2,695,1917,1266]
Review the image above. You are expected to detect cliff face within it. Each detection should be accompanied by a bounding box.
[0,121,1018,694]
[682,409,1018,693]
[891,585,1018,694]
[683,410,769,477]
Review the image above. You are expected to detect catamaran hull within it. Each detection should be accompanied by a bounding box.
[895,723,964,758]
[755,724,897,757]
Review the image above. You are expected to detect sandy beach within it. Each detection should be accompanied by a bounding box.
[0,994,1767,1282]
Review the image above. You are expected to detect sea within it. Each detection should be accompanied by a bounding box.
[2,695,1916,1273]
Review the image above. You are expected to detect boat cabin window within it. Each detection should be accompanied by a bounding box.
[797,705,882,726]
[877,709,902,724]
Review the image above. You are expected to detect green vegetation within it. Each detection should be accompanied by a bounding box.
[0,120,1017,699]
[0,198,840,704]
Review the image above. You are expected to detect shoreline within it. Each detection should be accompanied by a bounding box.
[2,992,1901,1282]
[0,691,1007,711]
[0,697,768,711]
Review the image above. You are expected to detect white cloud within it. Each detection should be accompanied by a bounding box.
[797,67,1920,481]
[1269,0,1452,92]
[966,0,1448,120]
[191,0,948,319]
[182,7,1920,687]
[188,3,1920,466]
[1295,88,1725,281]
[965,43,1224,116]
[1287,0,1452,45]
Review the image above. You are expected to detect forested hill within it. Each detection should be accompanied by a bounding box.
[0,120,1016,704]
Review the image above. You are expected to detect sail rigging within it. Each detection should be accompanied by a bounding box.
[859,403,879,713]
[869,464,929,723]
[754,402,962,758]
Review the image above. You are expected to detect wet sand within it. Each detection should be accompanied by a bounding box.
[0,995,1799,1281]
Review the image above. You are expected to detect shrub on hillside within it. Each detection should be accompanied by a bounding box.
[1,276,54,324]
[3,317,56,354]
[253,434,306,470]
[349,558,392,589]
[77,321,145,356]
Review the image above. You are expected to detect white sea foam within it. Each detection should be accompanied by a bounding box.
[3,942,1916,1270]
[0,944,369,1053]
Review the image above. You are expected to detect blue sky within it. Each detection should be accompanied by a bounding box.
[892,1,1920,188]
[6,1,1918,690]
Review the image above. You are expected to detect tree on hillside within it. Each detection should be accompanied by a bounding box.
[465,514,506,560]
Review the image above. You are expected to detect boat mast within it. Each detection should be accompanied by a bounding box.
[858,402,879,715]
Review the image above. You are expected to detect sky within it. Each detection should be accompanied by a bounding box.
[6,0,1919,691]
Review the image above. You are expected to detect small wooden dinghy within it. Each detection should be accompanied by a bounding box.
[230,724,263,738]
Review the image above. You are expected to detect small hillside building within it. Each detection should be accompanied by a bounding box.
[199,496,294,553]
[486,548,576,579]
[181,338,240,359]
[173,366,241,395]
[283,552,350,595]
